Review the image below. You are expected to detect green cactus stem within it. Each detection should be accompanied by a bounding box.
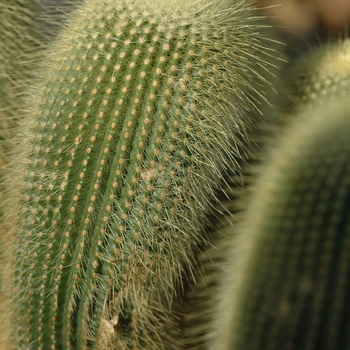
[9,0,279,349]
[0,1,48,347]
[210,38,350,350]
[214,94,350,350]
[0,0,46,168]
[168,22,283,349]
[280,39,350,119]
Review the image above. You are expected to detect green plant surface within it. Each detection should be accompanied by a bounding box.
[210,38,350,350]
[170,159,262,349]
[280,39,350,118]
[9,0,279,349]
[168,22,283,350]
[213,94,350,350]
[0,1,47,348]
[0,0,46,168]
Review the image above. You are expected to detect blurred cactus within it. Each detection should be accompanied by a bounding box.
[212,39,350,350]
[7,0,280,349]
[215,95,350,350]
[281,39,350,116]
[0,1,48,347]
[0,0,46,179]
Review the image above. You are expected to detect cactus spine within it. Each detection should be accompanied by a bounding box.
[9,0,278,348]
[213,39,350,350]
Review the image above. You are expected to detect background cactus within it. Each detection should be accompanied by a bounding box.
[0,0,46,190]
[167,23,283,350]
[280,38,350,118]
[214,95,350,350]
[211,39,350,350]
[7,0,281,349]
[0,1,48,347]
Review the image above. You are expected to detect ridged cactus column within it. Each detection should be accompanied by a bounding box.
[213,39,350,350]
[9,0,278,349]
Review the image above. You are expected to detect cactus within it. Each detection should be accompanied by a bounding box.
[214,95,350,350]
[0,0,46,174]
[0,0,47,226]
[280,39,350,118]
[169,153,264,349]
[7,0,280,349]
[211,39,350,350]
[169,25,283,350]
[0,1,48,347]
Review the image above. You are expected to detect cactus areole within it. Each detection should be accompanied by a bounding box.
[12,0,275,348]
